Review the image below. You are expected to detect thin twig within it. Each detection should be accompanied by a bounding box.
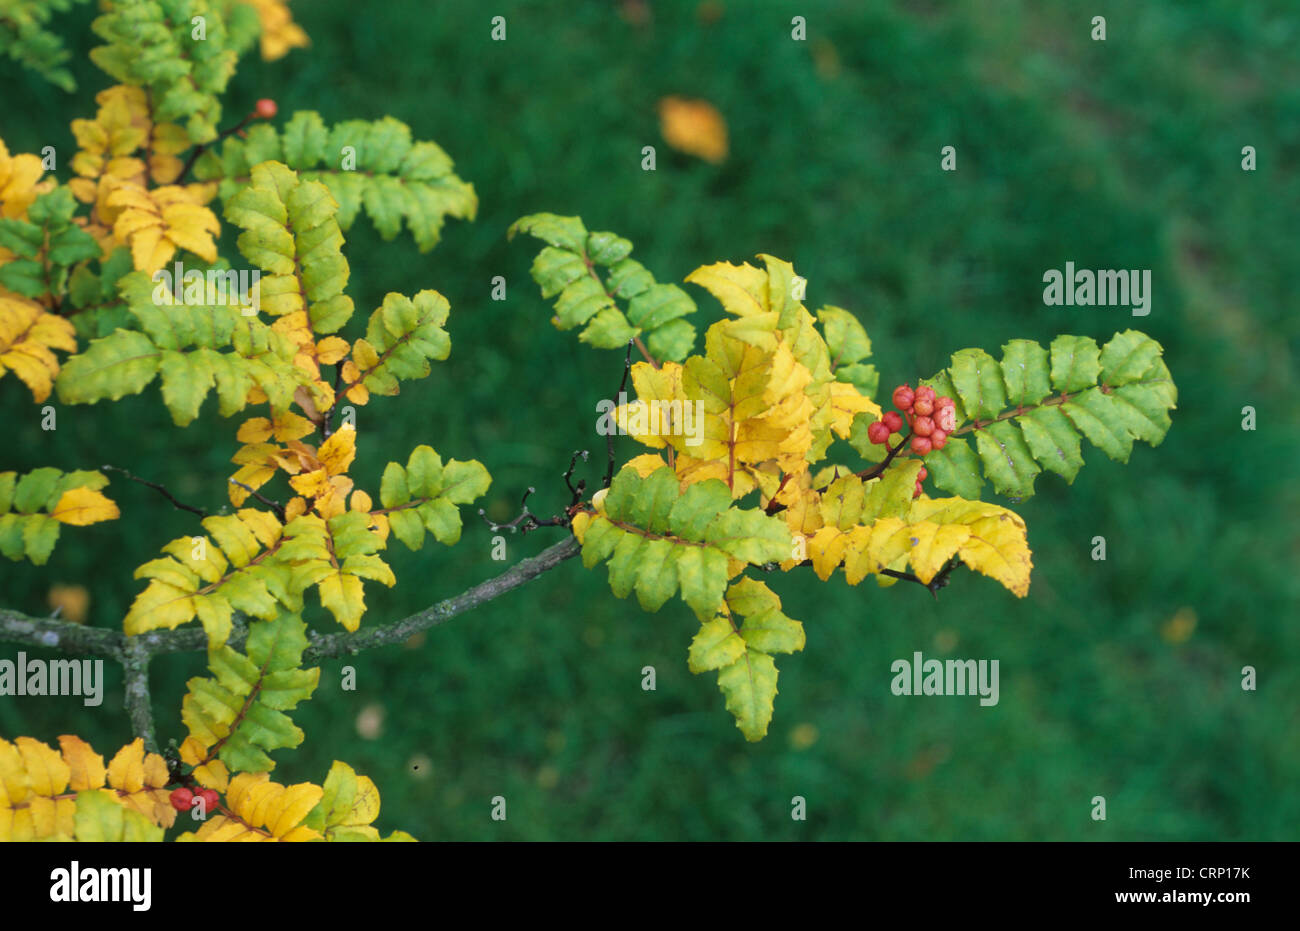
[229,479,287,521]
[178,110,259,182]
[102,465,209,518]
[478,486,569,534]
[605,341,634,489]
[856,432,913,482]
[563,449,589,506]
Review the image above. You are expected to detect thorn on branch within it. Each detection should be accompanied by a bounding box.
[102,465,210,519]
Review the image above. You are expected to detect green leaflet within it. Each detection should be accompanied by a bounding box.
[89,0,236,143]
[378,445,491,550]
[277,511,396,632]
[181,612,320,774]
[577,465,791,619]
[301,759,415,842]
[925,330,1176,499]
[818,305,879,397]
[355,290,451,395]
[55,270,306,424]
[67,247,134,339]
[196,112,477,252]
[224,160,354,334]
[0,467,114,565]
[73,789,165,841]
[510,212,698,361]
[0,186,99,300]
[0,0,91,91]
[126,508,295,650]
[687,577,804,741]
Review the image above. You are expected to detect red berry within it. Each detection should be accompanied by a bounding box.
[891,385,914,411]
[198,788,220,812]
[917,466,928,481]
[935,405,956,433]
[914,385,936,405]
[254,98,278,119]
[910,435,932,455]
[930,428,947,450]
[169,787,193,812]
[913,415,934,437]
[882,411,904,433]
[866,420,890,445]
[913,397,934,417]
[913,481,923,499]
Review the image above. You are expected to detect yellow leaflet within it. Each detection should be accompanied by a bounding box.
[50,487,120,526]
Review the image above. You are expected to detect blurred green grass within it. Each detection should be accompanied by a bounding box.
[2,0,1298,840]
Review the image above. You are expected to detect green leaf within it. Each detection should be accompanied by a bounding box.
[1018,405,1084,482]
[577,465,790,620]
[715,649,779,742]
[89,0,236,143]
[949,348,1007,421]
[357,290,451,395]
[999,338,1051,407]
[226,160,354,333]
[927,331,1175,498]
[200,114,476,251]
[921,436,984,499]
[73,790,164,842]
[973,421,1040,497]
[512,213,699,361]
[55,329,160,404]
[379,447,491,551]
[182,612,320,773]
[1049,334,1101,393]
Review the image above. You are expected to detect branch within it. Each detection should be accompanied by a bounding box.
[880,557,961,599]
[0,608,128,658]
[856,431,913,482]
[302,537,579,661]
[0,540,581,667]
[229,478,286,522]
[121,638,159,752]
[102,465,209,518]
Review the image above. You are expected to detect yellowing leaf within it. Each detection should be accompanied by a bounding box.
[179,737,229,792]
[248,0,311,61]
[108,183,220,273]
[47,584,90,623]
[179,772,322,842]
[0,291,77,402]
[105,738,176,828]
[911,498,1033,597]
[50,487,120,525]
[57,735,105,791]
[0,735,176,841]
[0,138,52,220]
[658,96,728,163]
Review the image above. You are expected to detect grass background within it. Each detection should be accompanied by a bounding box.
[2,0,1298,839]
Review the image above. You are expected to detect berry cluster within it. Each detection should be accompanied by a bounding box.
[864,383,958,497]
[170,786,220,814]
